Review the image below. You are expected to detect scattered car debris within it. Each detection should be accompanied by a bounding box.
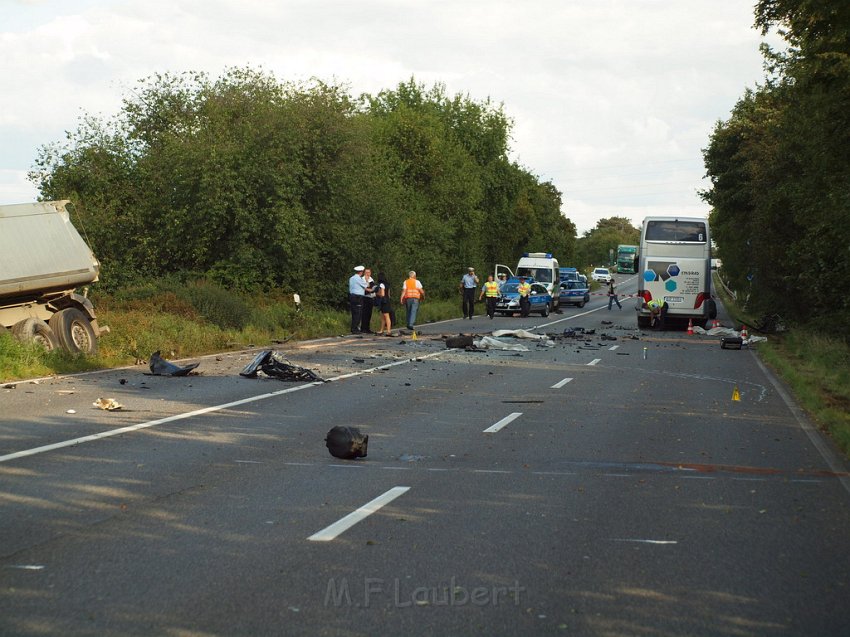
[148,351,200,376]
[445,335,475,349]
[325,426,369,459]
[239,350,325,382]
[93,397,124,411]
[721,336,744,350]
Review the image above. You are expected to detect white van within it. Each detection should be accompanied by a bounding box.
[496,252,561,310]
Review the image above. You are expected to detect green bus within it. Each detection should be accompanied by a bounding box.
[616,244,638,273]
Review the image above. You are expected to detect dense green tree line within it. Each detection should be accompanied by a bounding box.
[30,69,576,305]
[575,217,640,268]
[702,0,850,332]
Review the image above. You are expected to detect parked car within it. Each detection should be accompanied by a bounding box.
[495,279,553,316]
[591,267,612,283]
[559,280,590,307]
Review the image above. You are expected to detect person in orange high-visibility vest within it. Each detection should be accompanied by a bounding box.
[517,276,532,317]
[478,274,501,319]
[399,271,424,330]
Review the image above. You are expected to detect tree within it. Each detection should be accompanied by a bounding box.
[31,71,579,304]
[702,1,850,330]
[575,217,640,267]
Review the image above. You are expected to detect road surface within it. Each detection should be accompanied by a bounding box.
[2,276,849,636]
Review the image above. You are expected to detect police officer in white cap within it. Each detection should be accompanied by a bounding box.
[459,266,479,319]
[348,265,367,333]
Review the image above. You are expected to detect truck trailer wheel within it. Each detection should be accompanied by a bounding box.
[50,308,98,355]
[12,318,60,351]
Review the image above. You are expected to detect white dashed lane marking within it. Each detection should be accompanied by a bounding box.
[483,412,523,433]
[307,486,410,542]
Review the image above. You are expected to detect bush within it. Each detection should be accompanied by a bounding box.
[179,281,250,330]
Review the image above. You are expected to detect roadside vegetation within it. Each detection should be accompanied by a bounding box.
[713,272,850,458]
[0,280,463,382]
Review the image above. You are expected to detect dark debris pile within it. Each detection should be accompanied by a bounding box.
[240,350,325,382]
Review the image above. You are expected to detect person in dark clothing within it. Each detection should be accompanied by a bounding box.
[607,278,622,310]
[376,272,393,335]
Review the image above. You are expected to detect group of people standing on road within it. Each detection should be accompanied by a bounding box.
[348,266,425,334]
[349,264,668,335]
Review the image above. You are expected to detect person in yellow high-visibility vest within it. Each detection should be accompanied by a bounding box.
[517,276,532,317]
[646,298,667,330]
[478,274,501,319]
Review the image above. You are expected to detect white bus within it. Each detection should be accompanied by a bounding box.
[635,216,717,328]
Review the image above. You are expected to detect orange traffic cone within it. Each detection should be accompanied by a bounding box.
[687,318,694,335]
[741,325,748,339]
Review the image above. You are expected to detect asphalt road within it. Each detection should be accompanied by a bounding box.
[2,276,849,636]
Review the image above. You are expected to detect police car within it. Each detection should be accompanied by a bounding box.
[495,278,553,316]
[558,280,590,307]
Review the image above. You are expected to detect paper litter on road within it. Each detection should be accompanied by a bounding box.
[93,397,124,411]
[691,326,767,345]
[490,329,555,347]
[473,336,529,351]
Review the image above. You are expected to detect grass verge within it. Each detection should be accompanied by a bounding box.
[713,272,850,458]
[0,289,467,383]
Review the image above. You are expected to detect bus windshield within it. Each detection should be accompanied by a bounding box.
[645,220,707,242]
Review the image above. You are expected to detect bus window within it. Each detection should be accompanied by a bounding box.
[645,220,707,242]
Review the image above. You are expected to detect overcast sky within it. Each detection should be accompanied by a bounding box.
[0,0,780,234]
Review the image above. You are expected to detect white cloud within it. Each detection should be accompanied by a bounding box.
[0,0,781,233]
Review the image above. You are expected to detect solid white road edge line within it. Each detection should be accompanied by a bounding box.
[551,377,573,389]
[307,486,410,542]
[751,352,850,497]
[0,352,444,465]
[483,412,522,433]
[609,539,678,545]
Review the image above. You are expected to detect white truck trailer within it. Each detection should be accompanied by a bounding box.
[0,200,108,354]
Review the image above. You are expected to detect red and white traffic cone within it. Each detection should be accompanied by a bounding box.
[687,318,694,335]
[740,325,748,339]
